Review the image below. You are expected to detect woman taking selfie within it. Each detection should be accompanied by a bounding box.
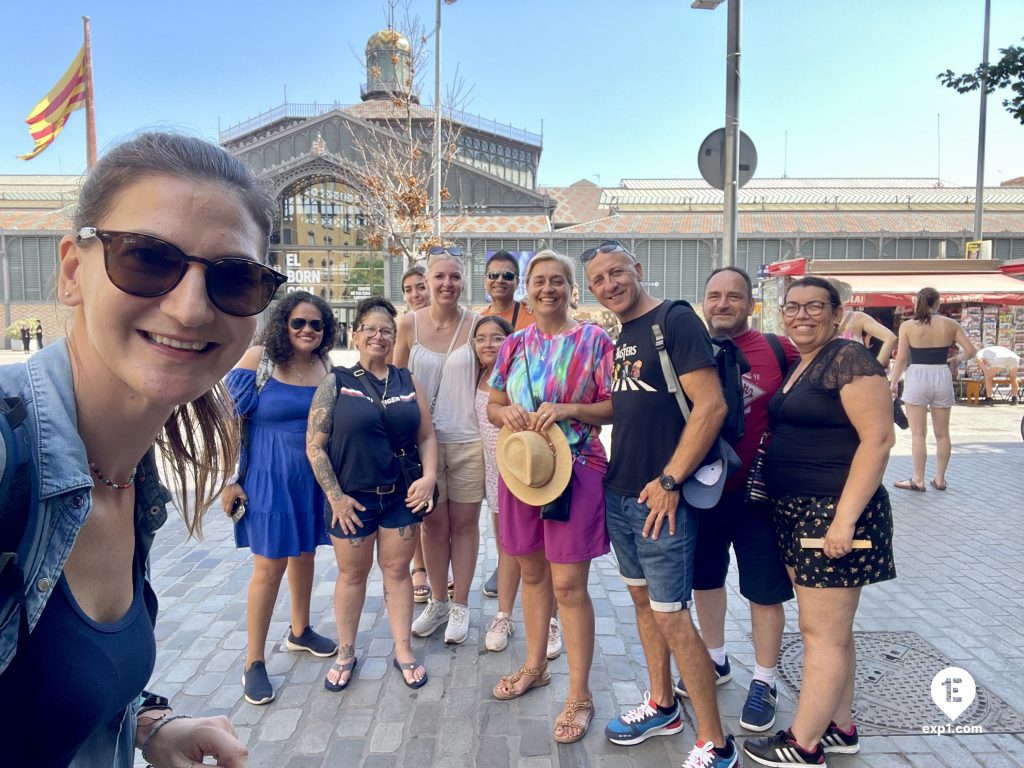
[221,291,338,706]
[0,132,282,766]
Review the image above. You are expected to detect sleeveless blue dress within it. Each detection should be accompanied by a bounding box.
[226,368,328,557]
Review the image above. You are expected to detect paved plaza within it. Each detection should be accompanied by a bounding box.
[3,349,1021,767]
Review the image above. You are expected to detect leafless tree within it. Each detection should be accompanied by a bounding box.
[348,0,469,269]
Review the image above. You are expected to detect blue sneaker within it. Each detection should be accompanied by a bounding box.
[740,679,778,732]
[674,656,732,698]
[604,691,684,745]
[683,735,739,768]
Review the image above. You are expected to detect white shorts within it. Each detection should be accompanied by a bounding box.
[902,364,955,409]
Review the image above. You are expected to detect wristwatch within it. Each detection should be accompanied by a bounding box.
[659,473,681,491]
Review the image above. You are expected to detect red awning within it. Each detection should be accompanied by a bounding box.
[816,272,1024,308]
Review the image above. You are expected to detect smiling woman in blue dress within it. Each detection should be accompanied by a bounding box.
[221,290,339,706]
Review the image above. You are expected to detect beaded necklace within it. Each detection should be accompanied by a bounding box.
[89,460,140,490]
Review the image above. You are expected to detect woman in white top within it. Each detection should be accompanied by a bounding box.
[889,287,976,492]
[394,247,483,645]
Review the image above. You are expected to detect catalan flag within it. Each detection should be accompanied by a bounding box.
[18,46,88,161]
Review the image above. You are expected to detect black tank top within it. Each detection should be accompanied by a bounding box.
[328,365,421,492]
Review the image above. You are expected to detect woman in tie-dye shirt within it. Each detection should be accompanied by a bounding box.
[487,250,613,745]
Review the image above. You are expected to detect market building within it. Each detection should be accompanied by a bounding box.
[3,26,1024,351]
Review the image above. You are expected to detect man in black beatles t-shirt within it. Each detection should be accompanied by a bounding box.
[584,241,738,767]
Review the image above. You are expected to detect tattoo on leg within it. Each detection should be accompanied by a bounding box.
[339,644,355,661]
[383,585,390,605]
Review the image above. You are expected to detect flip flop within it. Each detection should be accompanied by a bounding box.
[894,479,926,492]
[393,657,428,689]
[324,656,357,692]
[930,479,948,491]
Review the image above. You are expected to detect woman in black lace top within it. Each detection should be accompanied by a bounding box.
[744,276,896,767]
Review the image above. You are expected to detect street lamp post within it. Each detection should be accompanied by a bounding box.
[693,0,741,267]
[973,0,991,241]
[434,0,457,239]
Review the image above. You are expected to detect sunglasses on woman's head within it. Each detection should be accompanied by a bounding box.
[289,318,324,332]
[76,228,286,317]
[427,245,463,258]
[581,240,633,263]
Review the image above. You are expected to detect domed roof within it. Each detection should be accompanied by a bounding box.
[365,29,411,54]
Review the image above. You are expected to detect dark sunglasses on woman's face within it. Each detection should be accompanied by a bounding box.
[289,318,324,332]
[486,270,517,281]
[76,228,287,317]
[580,240,633,263]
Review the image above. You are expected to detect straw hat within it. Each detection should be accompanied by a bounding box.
[496,425,573,506]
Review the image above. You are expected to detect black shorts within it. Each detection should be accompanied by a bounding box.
[773,489,897,588]
[692,489,794,605]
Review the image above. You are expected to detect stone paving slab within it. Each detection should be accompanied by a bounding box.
[59,364,1015,767]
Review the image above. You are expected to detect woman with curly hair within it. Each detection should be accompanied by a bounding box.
[221,290,339,705]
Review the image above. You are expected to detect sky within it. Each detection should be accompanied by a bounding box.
[1,1,1022,188]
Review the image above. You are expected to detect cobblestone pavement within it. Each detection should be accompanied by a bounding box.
[10,347,1017,767]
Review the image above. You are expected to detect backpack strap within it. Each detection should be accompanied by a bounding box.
[510,302,520,329]
[651,301,693,422]
[764,333,789,377]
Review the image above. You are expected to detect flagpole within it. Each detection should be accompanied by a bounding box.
[82,15,97,169]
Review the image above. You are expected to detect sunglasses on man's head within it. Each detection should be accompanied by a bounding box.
[289,318,324,332]
[427,245,463,258]
[580,240,633,263]
[76,228,286,317]
[486,270,517,281]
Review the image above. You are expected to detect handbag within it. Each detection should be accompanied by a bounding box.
[893,396,909,430]
[349,365,438,511]
[744,431,771,506]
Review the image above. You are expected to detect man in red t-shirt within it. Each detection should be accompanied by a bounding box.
[691,266,799,733]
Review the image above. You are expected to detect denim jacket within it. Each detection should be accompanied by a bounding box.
[0,339,172,766]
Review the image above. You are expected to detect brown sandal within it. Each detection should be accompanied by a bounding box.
[411,567,430,603]
[554,697,594,744]
[492,664,550,700]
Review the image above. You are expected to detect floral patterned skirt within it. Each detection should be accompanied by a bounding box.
[773,489,896,588]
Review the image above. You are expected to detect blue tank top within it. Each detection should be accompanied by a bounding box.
[0,547,156,767]
[328,365,421,492]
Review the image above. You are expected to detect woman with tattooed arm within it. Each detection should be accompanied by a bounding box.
[306,297,438,691]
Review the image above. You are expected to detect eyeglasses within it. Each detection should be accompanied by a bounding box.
[781,300,833,317]
[474,334,507,345]
[486,271,517,281]
[581,240,633,263]
[76,228,285,317]
[358,325,395,340]
[289,318,324,332]
[428,245,463,258]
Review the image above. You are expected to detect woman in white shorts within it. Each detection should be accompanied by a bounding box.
[889,287,976,492]
[394,247,483,646]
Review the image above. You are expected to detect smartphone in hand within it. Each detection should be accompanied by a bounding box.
[230,497,247,524]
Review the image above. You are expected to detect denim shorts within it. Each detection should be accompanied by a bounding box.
[325,487,423,539]
[604,489,697,612]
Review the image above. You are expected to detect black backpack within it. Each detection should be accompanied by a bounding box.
[652,300,751,444]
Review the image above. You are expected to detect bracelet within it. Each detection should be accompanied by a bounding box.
[140,713,192,765]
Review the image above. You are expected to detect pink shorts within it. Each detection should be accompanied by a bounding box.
[498,461,610,564]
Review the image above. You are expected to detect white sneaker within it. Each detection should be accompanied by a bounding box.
[412,599,450,637]
[444,602,470,644]
[546,617,563,660]
[485,612,514,652]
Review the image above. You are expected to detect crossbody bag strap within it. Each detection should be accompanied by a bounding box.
[350,365,407,458]
[652,318,691,423]
[429,308,468,414]
[510,302,520,328]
